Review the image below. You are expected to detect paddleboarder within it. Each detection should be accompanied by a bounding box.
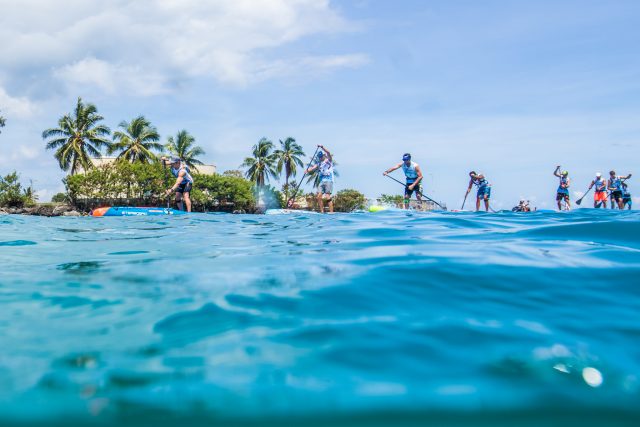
[163,156,193,212]
[622,182,632,210]
[608,171,632,209]
[466,171,491,212]
[588,172,608,208]
[383,153,424,209]
[306,145,334,213]
[554,166,571,211]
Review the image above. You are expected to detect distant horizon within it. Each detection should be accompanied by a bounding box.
[1,0,638,209]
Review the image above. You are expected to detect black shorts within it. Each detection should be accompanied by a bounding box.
[611,190,623,201]
[556,192,569,201]
[176,182,192,194]
[405,182,422,198]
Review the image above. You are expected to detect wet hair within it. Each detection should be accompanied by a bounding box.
[469,171,476,176]
[609,170,616,175]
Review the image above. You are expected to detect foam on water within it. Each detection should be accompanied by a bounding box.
[1,210,639,426]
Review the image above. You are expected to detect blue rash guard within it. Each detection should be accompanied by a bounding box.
[557,176,569,195]
[473,176,491,199]
[318,159,334,183]
[402,162,419,184]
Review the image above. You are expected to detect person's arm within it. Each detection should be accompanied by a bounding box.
[318,145,332,162]
[409,164,423,188]
[383,162,403,175]
[466,178,474,194]
[564,178,570,188]
[166,171,185,194]
[588,180,595,189]
[622,173,632,180]
[306,163,318,174]
[553,166,561,178]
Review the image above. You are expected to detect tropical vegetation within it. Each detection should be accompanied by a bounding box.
[108,115,163,163]
[0,110,5,134]
[241,138,278,188]
[0,171,37,208]
[65,161,256,212]
[42,97,112,174]
[165,130,205,171]
[273,137,305,200]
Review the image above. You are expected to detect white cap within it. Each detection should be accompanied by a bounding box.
[596,172,601,177]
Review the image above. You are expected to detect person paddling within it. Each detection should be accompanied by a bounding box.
[383,153,424,209]
[608,170,632,209]
[588,172,608,208]
[306,145,334,213]
[163,156,193,212]
[553,166,571,210]
[512,199,531,212]
[622,182,632,210]
[466,171,491,212]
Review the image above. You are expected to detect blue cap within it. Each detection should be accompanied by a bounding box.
[402,153,411,161]
[317,151,324,158]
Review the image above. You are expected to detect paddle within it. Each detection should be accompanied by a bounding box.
[461,192,469,210]
[384,174,446,210]
[575,187,592,206]
[286,146,320,208]
[162,158,170,208]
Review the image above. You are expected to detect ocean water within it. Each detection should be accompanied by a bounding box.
[1,210,639,426]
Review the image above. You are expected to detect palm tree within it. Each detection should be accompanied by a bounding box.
[273,137,305,199]
[42,97,111,174]
[108,115,163,163]
[165,130,206,171]
[241,138,278,188]
[0,110,6,134]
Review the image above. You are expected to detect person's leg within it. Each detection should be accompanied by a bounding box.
[476,196,481,211]
[324,194,334,213]
[175,192,184,211]
[404,187,411,209]
[565,195,571,210]
[183,192,192,212]
[317,192,324,213]
[484,195,490,212]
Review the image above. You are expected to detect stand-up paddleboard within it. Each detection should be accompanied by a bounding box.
[91,207,187,217]
[264,209,321,215]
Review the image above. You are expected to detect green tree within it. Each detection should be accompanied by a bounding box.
[334,189,366,212]
[0,110,6,134]
[378,194,404,206]
[0,172,36,208]
[273,137,305,199]
[108,115,162,163]
[51,192,68,203]
[241,138,278,188]
[223,170,243,178]
[165,130,206,171]
[42,97,111,175]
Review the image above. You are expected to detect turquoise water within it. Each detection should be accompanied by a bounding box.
[1,210,639,426]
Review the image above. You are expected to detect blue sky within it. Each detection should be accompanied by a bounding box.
[1,0,639,208]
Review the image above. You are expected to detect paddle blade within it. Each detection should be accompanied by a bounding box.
[576,198,582,206]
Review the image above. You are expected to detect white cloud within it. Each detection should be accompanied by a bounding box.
[0,87,37,118]
[0,0,367,95]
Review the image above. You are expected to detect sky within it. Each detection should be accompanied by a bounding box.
[1,0,639,209]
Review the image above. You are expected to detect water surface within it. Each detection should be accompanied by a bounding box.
[1,210,639,426]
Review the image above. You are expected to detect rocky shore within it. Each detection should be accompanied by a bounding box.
[0,205,83,217]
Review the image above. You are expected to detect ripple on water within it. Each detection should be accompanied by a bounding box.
[0,240,37,246]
